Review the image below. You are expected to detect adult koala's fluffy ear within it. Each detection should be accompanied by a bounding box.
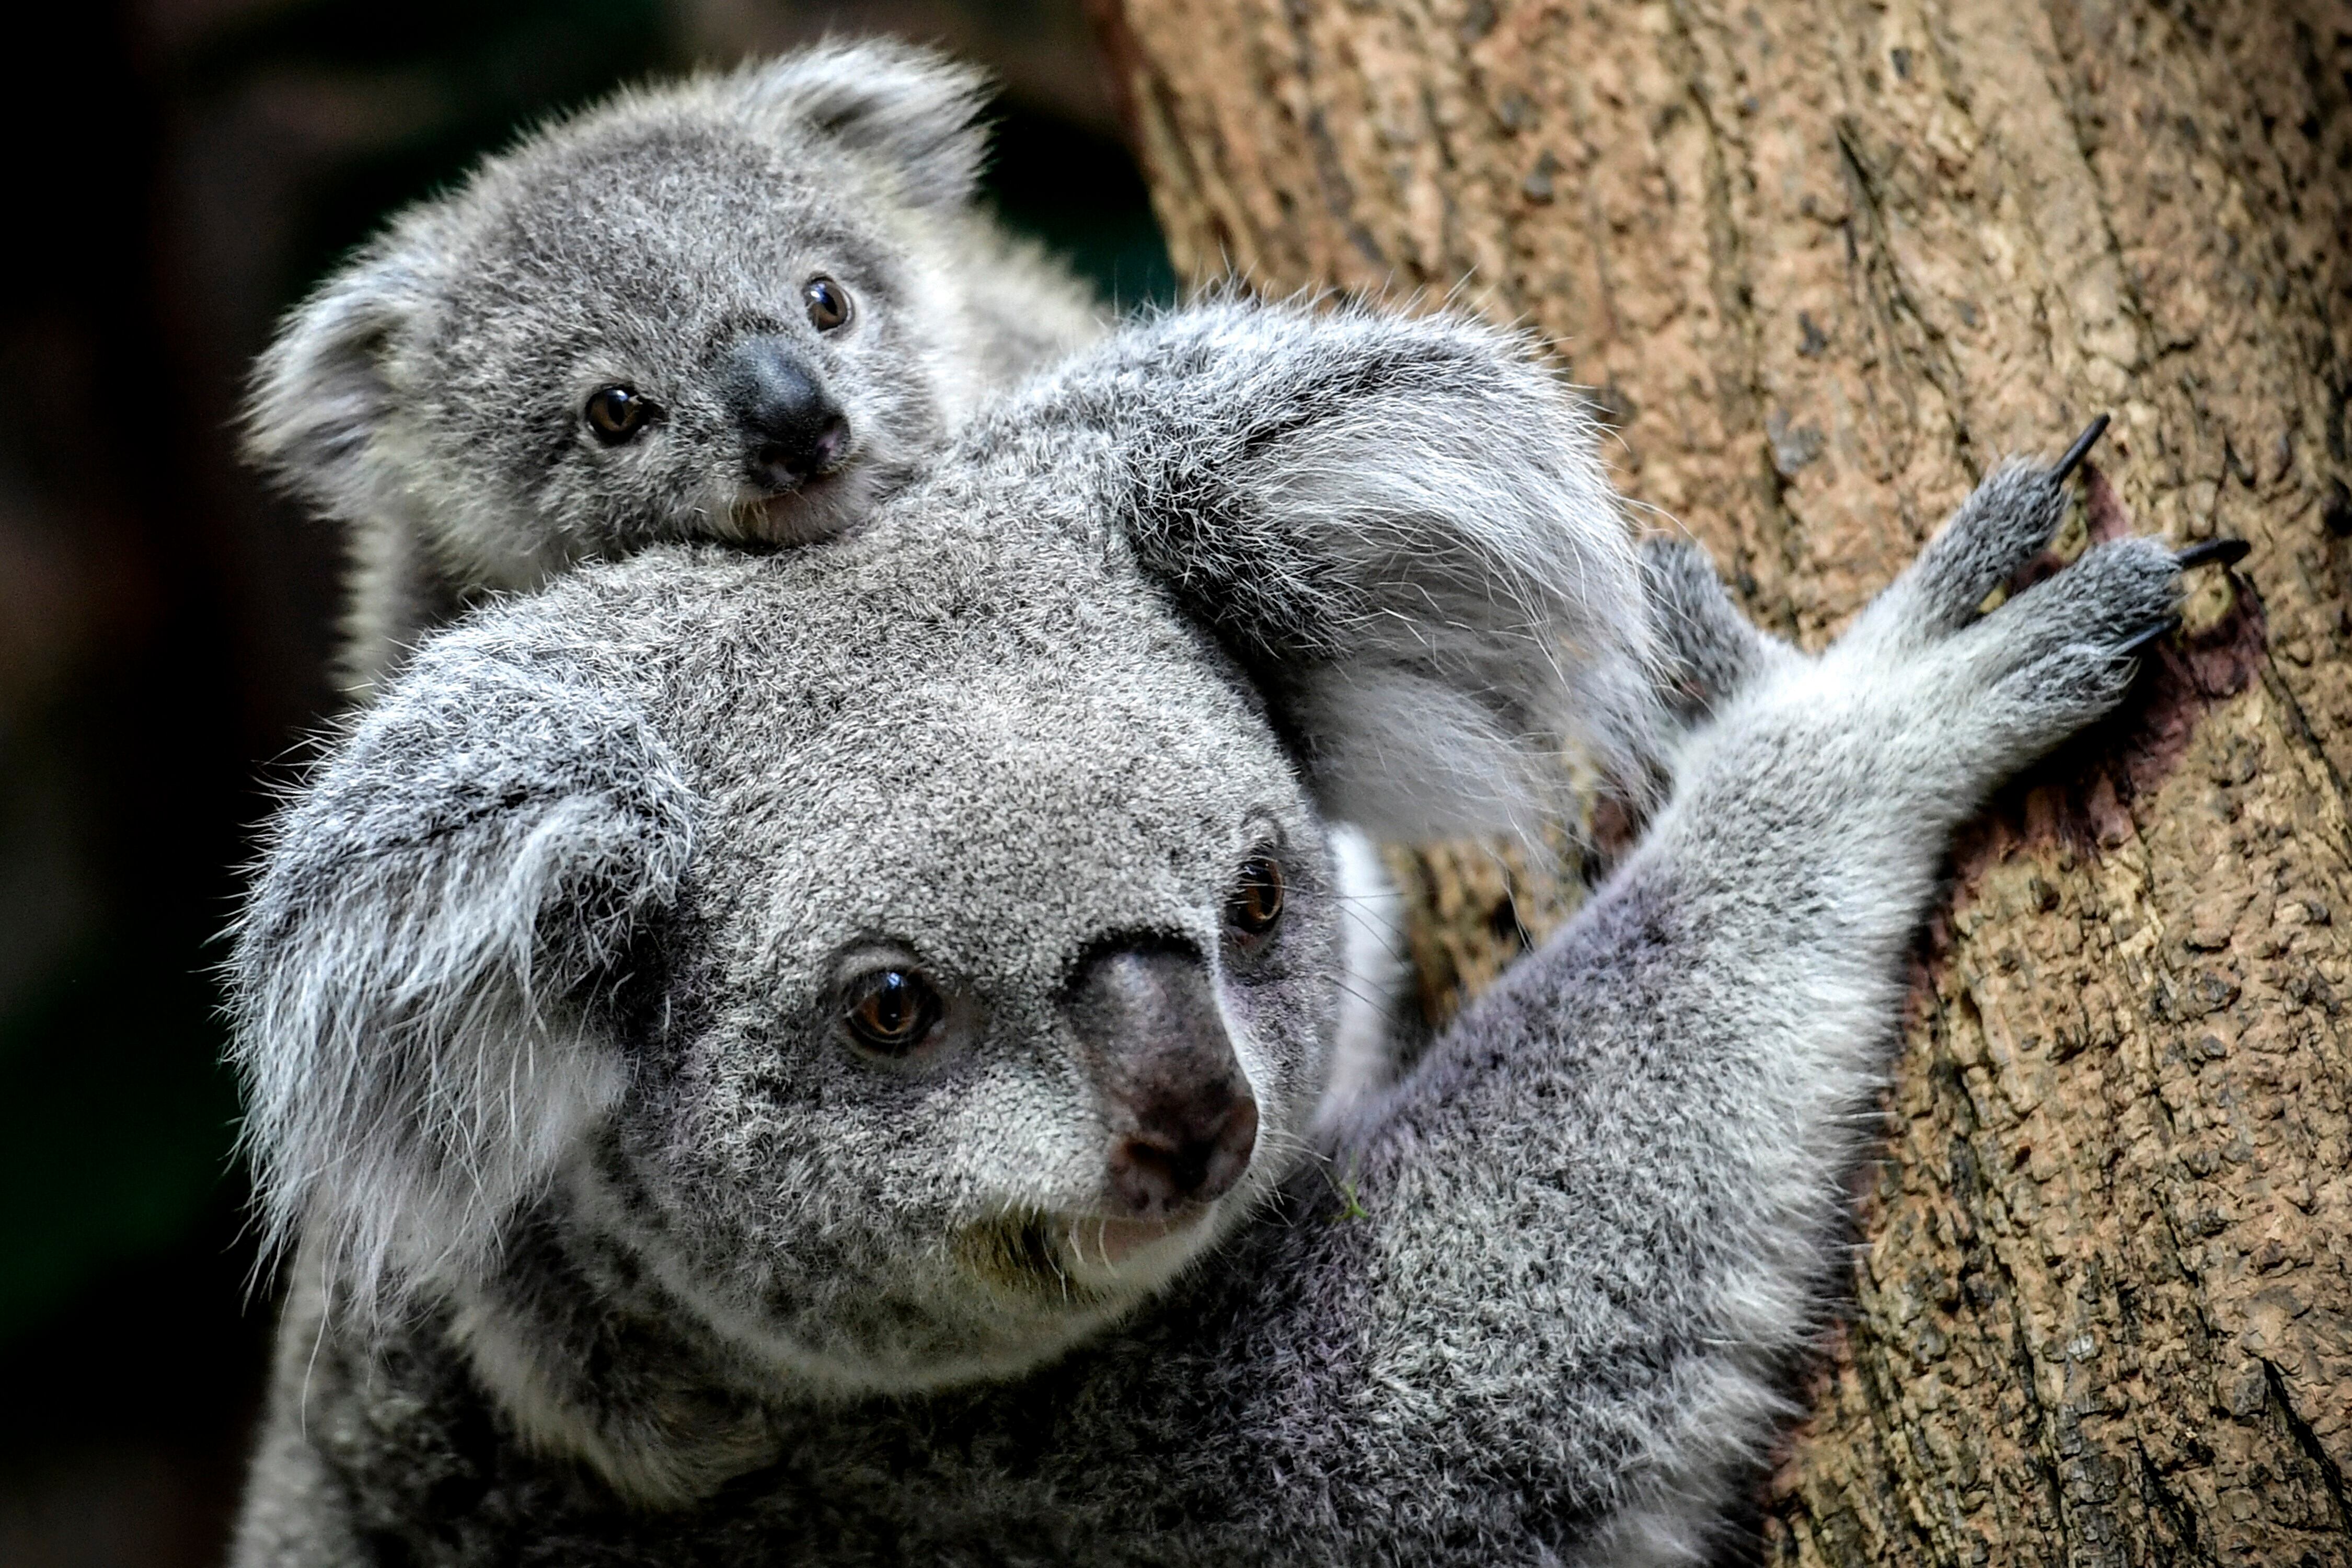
[1045,297,1663,841]
[242,247,425,523]
[227,627,694,1313]
[734,39,989,209]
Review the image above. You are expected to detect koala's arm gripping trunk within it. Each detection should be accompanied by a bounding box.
[1041,466,2181,1566]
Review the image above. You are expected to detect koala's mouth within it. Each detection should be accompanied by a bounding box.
[721,457,873,545]
[740,472,850,538]
[955,1207,1215,1302]
[1063,1212,1207,1269]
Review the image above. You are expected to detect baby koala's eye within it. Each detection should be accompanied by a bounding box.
[1225,853,1286,938]
[843,967,943,1056]
[803,276,853,333]
[583,385,655,443]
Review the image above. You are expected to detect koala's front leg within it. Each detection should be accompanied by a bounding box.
[1521,435,2201,1560]
[1260,432,2217,1566]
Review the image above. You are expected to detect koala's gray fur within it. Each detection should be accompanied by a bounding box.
[226,296,2182,1564]
[246,38,1103,697]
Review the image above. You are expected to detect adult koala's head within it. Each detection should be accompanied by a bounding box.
[230,300,1658,1500]
[246,40,1042,582]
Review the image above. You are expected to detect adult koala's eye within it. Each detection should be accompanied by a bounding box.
[1226,854,1285,938]
[584,385,654,443]
[803,276,853,333]
[843,968,943,1056]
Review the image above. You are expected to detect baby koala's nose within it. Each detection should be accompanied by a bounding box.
[719,335,849,492]
[1063,940,1261,1219]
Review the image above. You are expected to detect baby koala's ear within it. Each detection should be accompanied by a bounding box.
[1087,297,1663,841]
[244,244,424,519]
[227,627,695,1315]
[736,39,990,209]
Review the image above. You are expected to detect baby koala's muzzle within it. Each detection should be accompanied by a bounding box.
[719,335,850,492]
[1062,940,1260,1219]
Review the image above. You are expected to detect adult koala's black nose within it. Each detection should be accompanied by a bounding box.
[718,336,849,492]
[1063,940,1260,1219]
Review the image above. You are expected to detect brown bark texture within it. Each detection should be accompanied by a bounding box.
[1089,0,2352,1560]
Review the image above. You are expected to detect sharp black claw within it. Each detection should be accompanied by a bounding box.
[2116,614,2182,658]
[2051,413,2113,485]
[2175,537,2251,570]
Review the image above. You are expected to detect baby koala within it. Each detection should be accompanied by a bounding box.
[247,39,1104,695]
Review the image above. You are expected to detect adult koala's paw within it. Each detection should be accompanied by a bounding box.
[1832,418,2208,789]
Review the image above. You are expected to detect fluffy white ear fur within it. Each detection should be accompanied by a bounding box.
[1311,825,1413,1136]
[227,629,694,1317]
[242,248,426,522]
[1107,299,1664,844]
[733,39,989,210]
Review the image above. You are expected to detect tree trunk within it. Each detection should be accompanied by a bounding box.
[1088,0,2352,1559]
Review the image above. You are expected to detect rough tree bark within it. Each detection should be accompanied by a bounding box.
[1087,0,2352,1560]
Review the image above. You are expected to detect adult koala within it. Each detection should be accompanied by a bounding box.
[246,39,1102,697]
[227,298,2185,1564]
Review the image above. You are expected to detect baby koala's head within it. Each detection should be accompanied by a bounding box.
[247,41,1021,590]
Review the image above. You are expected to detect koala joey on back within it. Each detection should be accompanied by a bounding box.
[227,298,2194,1565]
[246,38,1104,697]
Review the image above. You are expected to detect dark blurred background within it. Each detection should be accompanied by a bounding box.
[0,4,1169,1561]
